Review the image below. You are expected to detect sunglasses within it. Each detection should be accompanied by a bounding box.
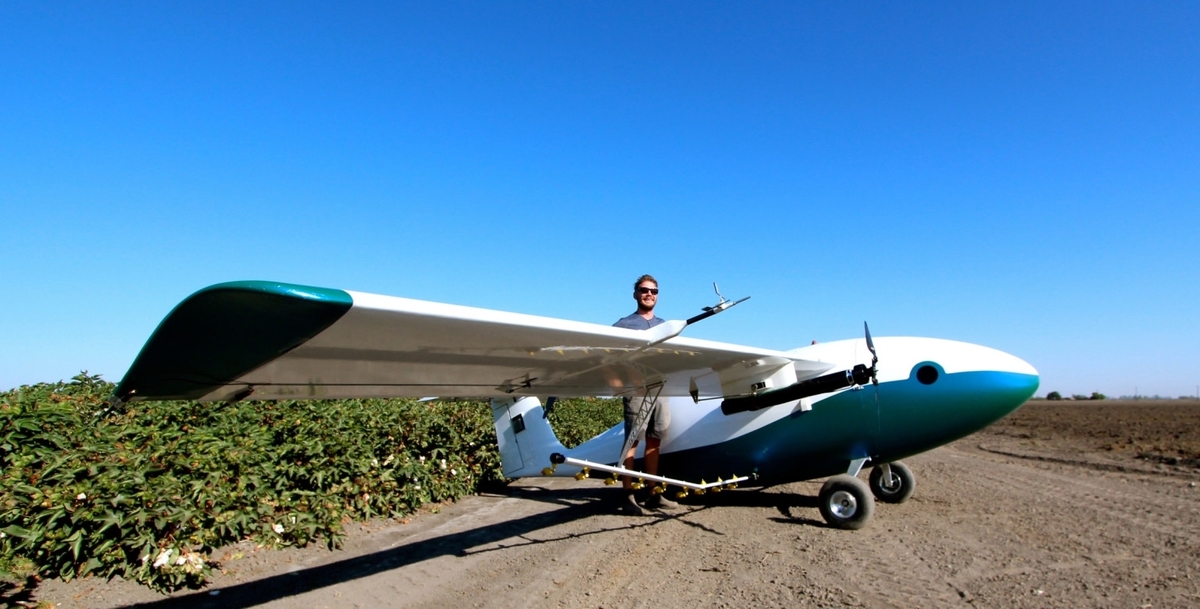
[637,287,659,295]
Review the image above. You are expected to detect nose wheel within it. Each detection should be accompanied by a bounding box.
[818,474,875,530]
[868,461,915,503]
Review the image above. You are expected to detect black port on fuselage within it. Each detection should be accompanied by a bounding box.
[917,365,939,385]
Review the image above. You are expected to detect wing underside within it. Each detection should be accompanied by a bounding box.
[114,281,834,403]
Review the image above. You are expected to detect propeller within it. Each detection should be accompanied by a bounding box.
[863,321,878,386]
[864,322,881,416]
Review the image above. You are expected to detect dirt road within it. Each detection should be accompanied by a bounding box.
[35,403,1200,608]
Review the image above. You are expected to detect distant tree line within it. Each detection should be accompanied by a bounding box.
[1042,392,1200,401]
[1044,391,1106,400]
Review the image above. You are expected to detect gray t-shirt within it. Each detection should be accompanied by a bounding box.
[613,313,664,330]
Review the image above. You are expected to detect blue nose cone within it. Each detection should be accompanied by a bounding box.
[872,345,1039,462]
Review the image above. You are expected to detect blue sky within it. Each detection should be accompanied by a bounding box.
[2,2,1197,398]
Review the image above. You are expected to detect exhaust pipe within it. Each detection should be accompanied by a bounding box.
[721,364,874,415]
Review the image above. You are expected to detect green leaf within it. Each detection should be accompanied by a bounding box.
[1,524,35,538]
[68,530,83,560]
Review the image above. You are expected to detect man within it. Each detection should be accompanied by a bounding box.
[613,274,680,515]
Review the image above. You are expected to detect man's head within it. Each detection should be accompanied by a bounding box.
[633,274,658,314]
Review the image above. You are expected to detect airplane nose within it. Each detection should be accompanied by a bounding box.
[872,338,1039,460]
[966,349,1040,413]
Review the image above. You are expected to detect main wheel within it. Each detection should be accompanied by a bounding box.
[818,474,875,530]
[868,461,915,504]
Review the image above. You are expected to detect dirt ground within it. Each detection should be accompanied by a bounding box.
[23,399,1200,608]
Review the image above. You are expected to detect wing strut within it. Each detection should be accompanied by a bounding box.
[616,381,665,467]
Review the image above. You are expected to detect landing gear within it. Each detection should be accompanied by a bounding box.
[818,474,874,530]
[814,462,916,529]
[868,461,915,504]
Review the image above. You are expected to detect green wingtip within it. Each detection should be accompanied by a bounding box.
[113,281,353,402]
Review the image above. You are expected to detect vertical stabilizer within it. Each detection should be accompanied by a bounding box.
[491,397,567,478]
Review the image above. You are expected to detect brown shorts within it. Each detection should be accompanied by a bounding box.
[624,396,671,441]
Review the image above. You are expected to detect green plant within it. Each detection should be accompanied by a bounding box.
[0,376,504,592]
[1,374,619,593]
[545,397,623,448]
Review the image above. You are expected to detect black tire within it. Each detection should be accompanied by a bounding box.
[868,461,915,504]
[818,474,874,530]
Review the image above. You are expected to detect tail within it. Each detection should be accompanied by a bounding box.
[491,397,568,478]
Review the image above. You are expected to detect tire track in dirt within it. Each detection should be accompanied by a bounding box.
[931,444,1200,607]
[829,525,970,609]
[389,488,636,609]
[944,449,1200,544]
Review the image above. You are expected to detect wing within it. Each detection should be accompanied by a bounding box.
[114,281,835,403]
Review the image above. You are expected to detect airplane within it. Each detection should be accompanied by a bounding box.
[112,280,1039,530]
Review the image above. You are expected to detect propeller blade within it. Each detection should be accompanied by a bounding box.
[864,321,877,366]
[864,321,879,386]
